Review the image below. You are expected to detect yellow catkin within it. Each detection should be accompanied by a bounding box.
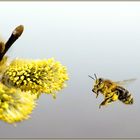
[2,58,69,99]
[0,82,36,124]
[0,83,36,124]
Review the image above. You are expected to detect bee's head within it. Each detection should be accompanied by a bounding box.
[88,74,104,94]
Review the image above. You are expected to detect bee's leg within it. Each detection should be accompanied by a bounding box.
[92,89,99,98]
[96,92,99,98]
[99,94,118,109]
[99,97,110,109]
[96,89,101,98]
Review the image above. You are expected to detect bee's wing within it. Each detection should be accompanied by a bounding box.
[115,78,136,86]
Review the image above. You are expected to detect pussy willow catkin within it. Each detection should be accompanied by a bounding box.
[2,58,69,99]
[0,82,36,124]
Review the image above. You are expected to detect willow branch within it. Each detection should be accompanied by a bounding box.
[0,25,24,61]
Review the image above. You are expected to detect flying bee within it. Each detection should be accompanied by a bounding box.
[88,74,135,108]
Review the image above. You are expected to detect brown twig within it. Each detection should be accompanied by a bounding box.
[0,25,24,61]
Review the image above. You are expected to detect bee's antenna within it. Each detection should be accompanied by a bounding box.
[88,75,95,80]
[94,73,97,80]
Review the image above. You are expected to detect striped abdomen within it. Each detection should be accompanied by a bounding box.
[116,86,133,104]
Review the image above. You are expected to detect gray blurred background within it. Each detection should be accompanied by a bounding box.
[0,1,140,138]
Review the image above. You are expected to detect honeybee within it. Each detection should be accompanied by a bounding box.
[88,74,135,108]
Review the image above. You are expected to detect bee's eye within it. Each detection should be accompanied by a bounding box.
[98,78,103,83]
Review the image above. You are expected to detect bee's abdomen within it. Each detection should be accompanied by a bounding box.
[116,86,133,104]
